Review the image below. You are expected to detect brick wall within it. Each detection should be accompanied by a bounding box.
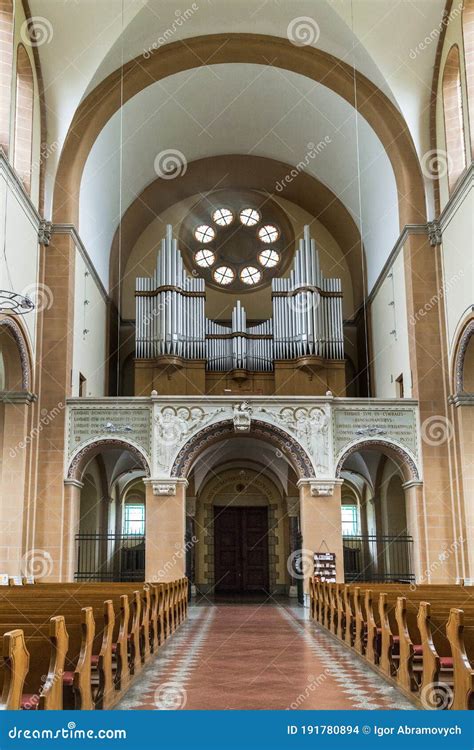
[463,0,474,157]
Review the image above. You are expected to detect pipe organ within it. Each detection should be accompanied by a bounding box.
[135,224,344,381]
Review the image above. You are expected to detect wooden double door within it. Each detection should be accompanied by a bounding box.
[214,506,269,594]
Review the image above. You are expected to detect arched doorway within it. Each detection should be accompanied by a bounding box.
[336,441,422,583]
[0,317,34,576]
[66,439,150,582]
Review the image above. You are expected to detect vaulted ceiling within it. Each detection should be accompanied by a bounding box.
[31,0,446,293]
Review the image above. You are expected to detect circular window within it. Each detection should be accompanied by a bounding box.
[213,266,235,285]
[195,224,215,243]
[240,266,262,285]
[258,248,280,268]
[258,224,279,244]
[240,208,261,227]
[194,248,216,268]
[212,208,234,226]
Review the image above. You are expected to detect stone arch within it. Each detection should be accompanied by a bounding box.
[14,43,34,194]
[453,318,474,394]
[0,315,32,391]
[335,439,420,483]
[170,419,315,479]
[53,34,426,228]
[0,0,14,154]
[66,437,151,482]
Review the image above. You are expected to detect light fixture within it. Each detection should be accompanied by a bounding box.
[0,290,35,315]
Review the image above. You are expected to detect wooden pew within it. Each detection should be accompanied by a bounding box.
[446,608,474,710]
[0,629,29,709]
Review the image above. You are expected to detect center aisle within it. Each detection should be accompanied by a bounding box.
[116,603,414,711]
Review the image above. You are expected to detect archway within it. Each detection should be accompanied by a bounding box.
[336,441,424,583]
[0,316,34,577]
[66,439,150,582]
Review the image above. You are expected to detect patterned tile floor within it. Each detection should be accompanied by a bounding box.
[115,602,415,711]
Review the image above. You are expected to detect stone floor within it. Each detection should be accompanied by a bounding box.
[115,602,415,711]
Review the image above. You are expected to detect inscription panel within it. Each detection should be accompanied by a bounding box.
[68,406,152,457]
[333,406,418,459]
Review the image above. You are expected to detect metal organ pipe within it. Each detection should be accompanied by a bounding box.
[135,224,343,372]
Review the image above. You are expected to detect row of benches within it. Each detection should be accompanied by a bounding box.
[309,580,474,710]
[0,578,188,710]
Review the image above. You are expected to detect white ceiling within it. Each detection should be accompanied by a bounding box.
[79,63,398,290]
[29,0,446,291]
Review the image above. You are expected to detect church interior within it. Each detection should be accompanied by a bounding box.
[0,0,473,713]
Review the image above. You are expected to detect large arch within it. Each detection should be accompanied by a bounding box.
[335,439,420,483]
[109,154,365,309]
[0,315,32,391]
[453,317,474,394]
[170,418,315,480]
[52,34,426,229]
[66,437,151,482]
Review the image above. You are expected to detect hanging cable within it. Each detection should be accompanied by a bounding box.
[350,0,371,397]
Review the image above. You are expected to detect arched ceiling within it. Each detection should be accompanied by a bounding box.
[79,63,396,291]
[29,0,446,295]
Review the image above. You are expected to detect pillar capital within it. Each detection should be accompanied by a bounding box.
[144,477,188,496]
[297,478,343,497]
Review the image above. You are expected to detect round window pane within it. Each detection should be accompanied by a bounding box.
[240,266,262,285]
[258,248,280,268]
[212,208,234,226]
[258,224,279,244]
[195,224,215,243]
[240,208,261,227]
[194,248,216,268]
[213,266,235,285]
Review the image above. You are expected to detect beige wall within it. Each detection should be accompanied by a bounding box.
[71,248,107,397]
[370,250,412,398]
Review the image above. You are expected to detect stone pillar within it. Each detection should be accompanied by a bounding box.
[402,480,427,583]
[186,495,197,595]
[62,480,83,581]
[144,479,187,582]
[451,397,474,583]
[298,479,344,600]
[286,496,299,598]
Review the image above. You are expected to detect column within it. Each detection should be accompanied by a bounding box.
[62,480,83,581]
[186,495,197,595]
[298,479,344,601]
[144,479,187,582]
[286,496,299,598]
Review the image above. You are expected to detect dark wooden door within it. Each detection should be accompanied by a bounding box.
[214,506,269,594]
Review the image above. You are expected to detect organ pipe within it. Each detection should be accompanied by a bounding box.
[135,224,344,370]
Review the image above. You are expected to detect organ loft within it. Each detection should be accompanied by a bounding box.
[134,222,345,396]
